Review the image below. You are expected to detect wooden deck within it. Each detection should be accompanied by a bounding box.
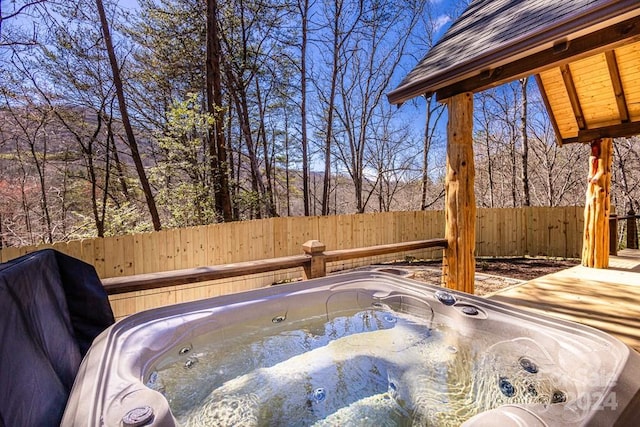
[489,249,640,353]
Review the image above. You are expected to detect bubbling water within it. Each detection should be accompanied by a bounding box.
[146,306,576,426]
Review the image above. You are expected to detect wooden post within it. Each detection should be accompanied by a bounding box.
[443,92,475,293]
[609,214,618,256]
[582,138,613,268]
[302,240,326,279]
[628,210,638,250]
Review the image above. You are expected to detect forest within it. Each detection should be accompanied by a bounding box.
[1,0,639,248]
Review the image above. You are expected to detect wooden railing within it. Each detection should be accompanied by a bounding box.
[102,254,311,295]
[102,238,447,295]
[611,211,640,253]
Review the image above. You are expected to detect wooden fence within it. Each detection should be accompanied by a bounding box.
[0,207,584,318]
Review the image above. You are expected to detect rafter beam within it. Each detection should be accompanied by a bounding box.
[560,64,586,130]
[577,121,640,142]
[604,50,630,123]
[535,74,565,146]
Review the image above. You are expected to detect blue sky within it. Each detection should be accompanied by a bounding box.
[116,0,458,33]
[4,0,462,175]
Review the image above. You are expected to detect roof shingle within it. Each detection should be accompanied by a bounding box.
[388,0,637,104]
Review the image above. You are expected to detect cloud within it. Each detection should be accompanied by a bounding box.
[433,14,452,33]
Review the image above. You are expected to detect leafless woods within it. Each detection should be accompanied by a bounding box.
[1,0,639,248]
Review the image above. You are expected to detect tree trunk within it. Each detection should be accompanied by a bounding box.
[443,93,475,294]
[321,90,336,216]
[479,100,495,208]
[14,140,33,244]
[29,133,53,243]
[255,80,277,217]
[95,0,161,230]
[226,96,240,221]
[628,209,638,250]
[206,0,233,222]
[229,88,265,218]
[511,136,518,207]
[520,77,531,206]
[100,116,113,236]
[284,110,291,217]
[419,96,446,209]
[613,142,635,220]
[321,1,341,216]
[299,0,310,216]
[111,132,130,201]
[87,113,105,236]
[421,94,434,210]
[582,138,613,268]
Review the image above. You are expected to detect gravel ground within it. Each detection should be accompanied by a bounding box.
[372,257,580,296]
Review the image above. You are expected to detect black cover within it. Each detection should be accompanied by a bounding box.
[0,249,114,427]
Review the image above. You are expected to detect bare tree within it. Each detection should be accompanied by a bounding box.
[330,0,425,213]
[613,137,640,213]
[528,109,586,207]
[315,0,364,215]
[421,94,446,210]
[413,2,449,211]
[475,92,498,207]
[369,108,424,212]
[0,0,48,46]
[11,16,126,237]
[296,0,312,216]
[1,94,55,243]
[218,0,290,219]
[95,0,162,230]
[520,77,531,206]
[479,83,523,207]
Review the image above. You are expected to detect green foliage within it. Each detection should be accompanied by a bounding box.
[233,189,264,221]
[151,94,219,226]
[130,0,207,121]
[107,202,156,237]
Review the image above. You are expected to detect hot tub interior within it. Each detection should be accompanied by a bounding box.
[62,272,640,426]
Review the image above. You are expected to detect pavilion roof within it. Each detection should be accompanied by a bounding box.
[388,0,640,145]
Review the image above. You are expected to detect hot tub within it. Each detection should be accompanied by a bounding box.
[62,272,640,426]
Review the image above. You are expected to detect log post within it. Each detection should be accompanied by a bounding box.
[442,92,475,293]
[582,138,613,268]
[302,240,326,279]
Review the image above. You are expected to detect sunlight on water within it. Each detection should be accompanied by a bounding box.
[146,306,578,426]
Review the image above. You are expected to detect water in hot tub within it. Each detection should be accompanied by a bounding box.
[145,304,583,426]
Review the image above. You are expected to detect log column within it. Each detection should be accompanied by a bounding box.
[443,92,475,293]
[582,138,613,268]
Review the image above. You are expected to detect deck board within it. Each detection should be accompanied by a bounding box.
[489,249,640,353]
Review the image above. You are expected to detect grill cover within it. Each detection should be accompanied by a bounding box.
[0,249,114,426]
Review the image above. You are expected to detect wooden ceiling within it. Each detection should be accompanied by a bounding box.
[537,40,640,145]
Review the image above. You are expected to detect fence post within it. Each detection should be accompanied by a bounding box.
[609,214,618,256]
[628,209,638,250]
[302,240,326,279]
